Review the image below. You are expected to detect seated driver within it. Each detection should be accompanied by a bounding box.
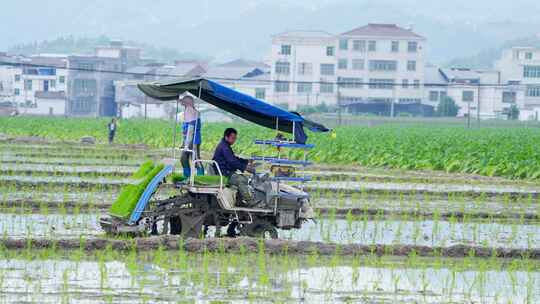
[212,128,255,206]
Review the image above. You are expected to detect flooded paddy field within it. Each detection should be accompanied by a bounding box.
[1,211,538,250]
[1,140,540,302]
[0,249,539,303]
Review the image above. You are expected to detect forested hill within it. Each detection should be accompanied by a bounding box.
[1,0,540,63]
[446,36,540,69]
[8,36,207,63]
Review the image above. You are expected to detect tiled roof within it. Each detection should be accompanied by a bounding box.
[273,30,334,38]
[424,65,448,85]
[341,23,423,39]
[35,91,66,99]
[440,68,480,82]
[218,59,269,70]
[204,66,264,79]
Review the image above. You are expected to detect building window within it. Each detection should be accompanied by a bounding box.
[275,61,290,75]
[526,86,540,97]
[14,74,21,82]
[402,79,409,88]
[369,79,394,89]
[74,79,97,91]
[274,81,290,93]
[462,90,474,102]
[49,79,56,89]
[399,98,421,104]
[338,77,363,89]
[440,91,447,100]
[78,63,95,70]
[339,39,348,50]
[14,88,20,96]
[525,52,533,60]
[326,46,335,56]
[408,41,418,52]
[320,64,335,75]
[502,91,516,103]
[368,41,377,52]
[281,45,291,55]
[338,59,348,70]
[320,82,334,93]
[429,91,439,102]
[24,80,32,91]
[391,41,399,52]
[298,63,313,75]
[59,76,65,84]
[369,60,397,71]
[352,59,364,70]
[298,63,312,75]
[407,60,416,71]
[353,40,366,52]
[413,80,420,89]
[297,82,312,93]
[255,88,265,99]
[524,66,540,78]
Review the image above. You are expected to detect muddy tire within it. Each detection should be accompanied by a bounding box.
[240,221,278,239]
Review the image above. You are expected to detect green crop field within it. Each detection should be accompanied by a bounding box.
[2,116,540,179]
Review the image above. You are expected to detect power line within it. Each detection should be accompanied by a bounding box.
[0,60,531,89]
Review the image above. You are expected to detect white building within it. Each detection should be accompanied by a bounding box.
[336,23,426,111]
[22,91,67,116]
[269,30,338,109]
[0,55,68,115]
[269,24,426,113]
[496,47,540,119]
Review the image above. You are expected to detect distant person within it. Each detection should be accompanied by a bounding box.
[180,95,203,177]
[108,118,117,144]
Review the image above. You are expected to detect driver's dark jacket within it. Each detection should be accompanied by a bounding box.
[212,139,248,177]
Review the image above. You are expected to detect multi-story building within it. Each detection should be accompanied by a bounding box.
[67,41,141,117]
[0,55,68,115]
[269,24,426,113]
[336,23,426,114]
[15,56,68,108]
[269,30,337,109]
[496,47,540,120]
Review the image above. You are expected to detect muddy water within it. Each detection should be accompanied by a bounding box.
[1,163,136,175]
[307,181,540,195]
[312,197,540,217]
[0,256,538,303]
[0,155,142,166]
[2,213,538,249]
[0,175,134,186]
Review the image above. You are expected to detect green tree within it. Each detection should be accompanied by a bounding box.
[437,96,460,117]
[507,104,520,120]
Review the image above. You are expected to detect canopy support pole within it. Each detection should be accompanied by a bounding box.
[190,85,203,176]
[172,98,179,159]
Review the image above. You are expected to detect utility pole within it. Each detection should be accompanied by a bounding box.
[476,84,481,125]
[337,81,342,126]
[144,95,147,120]
[467,97,471,128]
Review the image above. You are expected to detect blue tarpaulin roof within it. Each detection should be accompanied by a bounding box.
[138,78,329,133]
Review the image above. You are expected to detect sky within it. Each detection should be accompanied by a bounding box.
[2,0,540,63]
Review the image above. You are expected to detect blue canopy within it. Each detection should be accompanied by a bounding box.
[138,78,329,134]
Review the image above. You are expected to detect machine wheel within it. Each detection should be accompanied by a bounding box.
[169,216,182,235]
[240,221,278,239]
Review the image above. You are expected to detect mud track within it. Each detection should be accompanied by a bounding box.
[2,236,539,259]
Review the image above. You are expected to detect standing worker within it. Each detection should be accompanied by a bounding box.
[108,118,117,144]
[180,95,203,177]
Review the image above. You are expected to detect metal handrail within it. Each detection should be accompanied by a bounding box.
[191,159,224,191]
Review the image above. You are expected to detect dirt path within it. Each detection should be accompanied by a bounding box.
[2,236,539,259]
